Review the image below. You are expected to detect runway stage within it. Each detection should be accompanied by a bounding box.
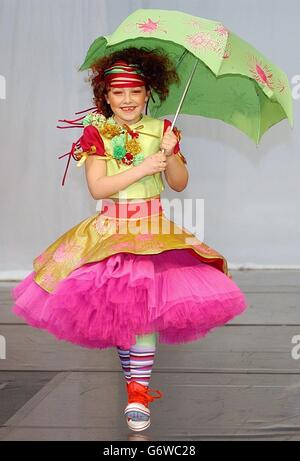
[1,270,300,441]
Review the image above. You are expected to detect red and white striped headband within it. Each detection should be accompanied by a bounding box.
[104,60,146,88]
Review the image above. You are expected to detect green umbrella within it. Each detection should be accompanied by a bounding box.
[79,8,293,144]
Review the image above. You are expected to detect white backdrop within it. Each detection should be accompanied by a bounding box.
[0,0,299,278]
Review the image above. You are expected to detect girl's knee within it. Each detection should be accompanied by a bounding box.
[134,333,157,347]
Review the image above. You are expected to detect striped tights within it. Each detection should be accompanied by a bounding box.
[117,333,157,421]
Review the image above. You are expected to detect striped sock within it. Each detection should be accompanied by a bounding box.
[129,344,156,386]
[127,344,156,422]
[116,347,131,384]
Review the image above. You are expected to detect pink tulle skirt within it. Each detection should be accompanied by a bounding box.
[11,248,248,349]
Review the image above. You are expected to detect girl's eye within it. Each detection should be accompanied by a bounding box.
[113,91,141,95]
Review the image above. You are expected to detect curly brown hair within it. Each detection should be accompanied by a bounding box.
[86,46,180,118]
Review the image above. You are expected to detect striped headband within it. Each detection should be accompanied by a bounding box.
[104,60,146,88]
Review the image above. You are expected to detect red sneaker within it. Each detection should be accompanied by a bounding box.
[124,381,163,432]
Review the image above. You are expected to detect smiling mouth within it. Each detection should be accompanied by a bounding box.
[121,107,136,111]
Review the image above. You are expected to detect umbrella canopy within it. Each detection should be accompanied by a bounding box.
[79,8,293,144]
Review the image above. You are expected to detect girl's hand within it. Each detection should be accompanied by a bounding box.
[160,126,178,156]
[137,151,167,176]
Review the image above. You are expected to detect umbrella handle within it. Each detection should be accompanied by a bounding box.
[151,147,172,193]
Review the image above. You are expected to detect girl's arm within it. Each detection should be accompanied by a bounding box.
[161,123,189,192]
[85,151,167,200]
[85,156,146,200]
[164,153,189,192]
[82,124,148,200]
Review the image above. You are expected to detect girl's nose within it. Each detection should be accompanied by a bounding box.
[123,95,132,103]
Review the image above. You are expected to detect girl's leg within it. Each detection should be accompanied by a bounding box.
[116,333,157,384]
[129,333,156,385]
[126,333,157,421]
[116,347,131,384]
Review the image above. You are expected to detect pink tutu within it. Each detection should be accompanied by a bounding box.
[11,248,248,350]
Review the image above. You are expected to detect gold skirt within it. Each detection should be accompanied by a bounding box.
[33,195,230,293]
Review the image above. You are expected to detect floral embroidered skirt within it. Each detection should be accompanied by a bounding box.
[11,196,249,349]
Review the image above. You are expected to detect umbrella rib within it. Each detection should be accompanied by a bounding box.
[174,49,189,69]
[171,57,199,129]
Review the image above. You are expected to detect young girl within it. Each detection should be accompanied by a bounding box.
[11,47,249,432]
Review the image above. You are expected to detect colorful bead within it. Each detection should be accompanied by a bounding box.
[126,138,142,155]
[113,144,127,160]
[122,153,134,165]
[83,113,106,128]
[83,112,146,167]
[100,122,122,139]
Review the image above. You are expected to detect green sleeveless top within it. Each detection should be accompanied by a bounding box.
[82,114,166,200]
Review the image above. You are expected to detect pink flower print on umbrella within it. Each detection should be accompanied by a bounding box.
[183,18,205,30]
[247,55,274,90]
[185,31,223,56]
[136,18,167,34]
[276,79,287,94]
[215,25,230,37]
[53,242,84,263]
[223,40,232,60]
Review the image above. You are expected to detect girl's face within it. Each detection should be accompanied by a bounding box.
[105,85,150,125]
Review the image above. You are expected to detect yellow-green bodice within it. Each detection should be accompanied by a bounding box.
[97,114,165,199]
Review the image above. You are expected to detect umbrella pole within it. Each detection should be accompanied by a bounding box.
[171,58,199,130]
[156,57,199,193]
